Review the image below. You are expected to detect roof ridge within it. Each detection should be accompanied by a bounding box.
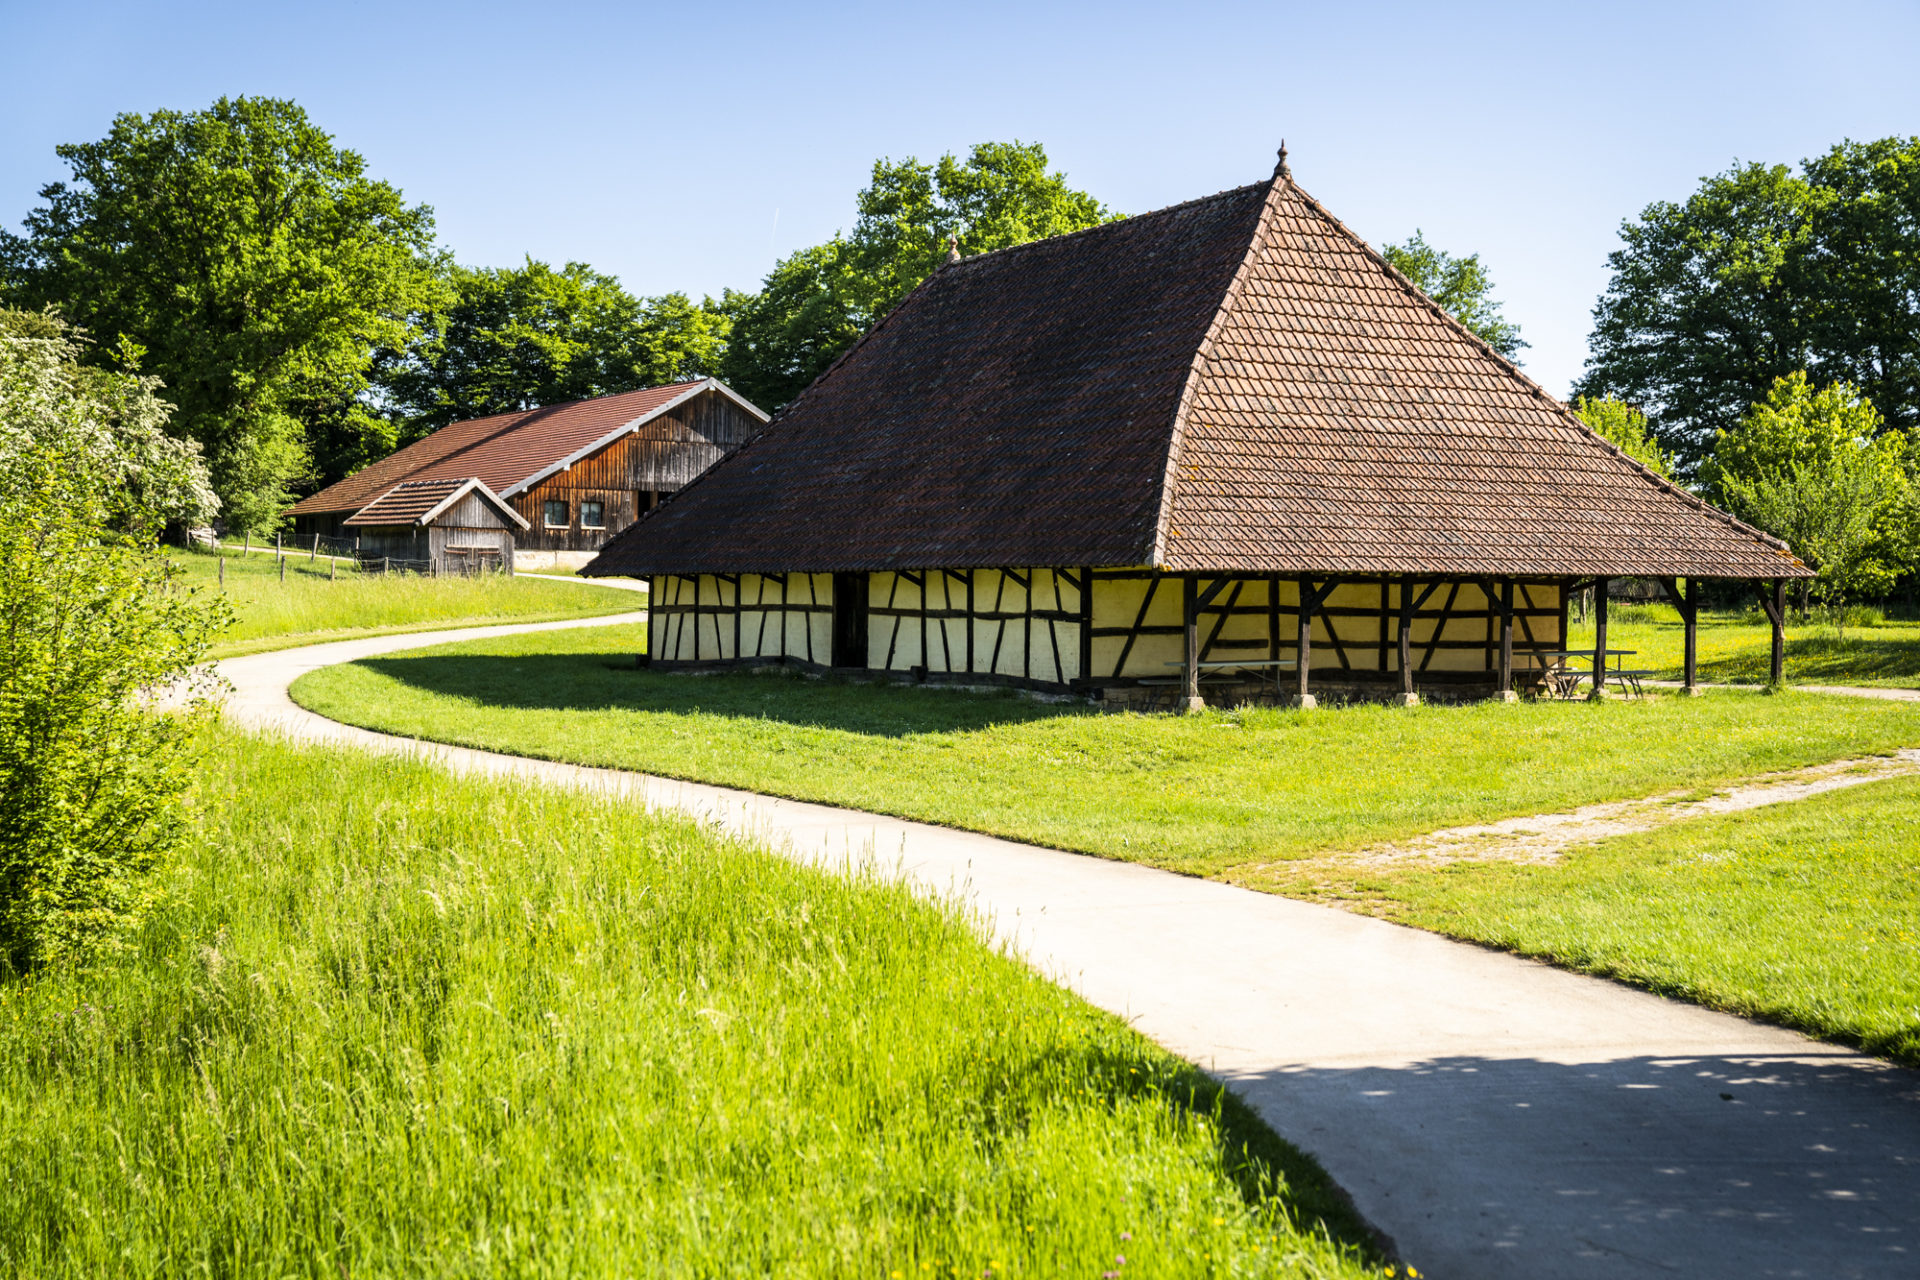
[1150,175,1285,566]
[941,180,1266,274]
[1278,178,1799,561]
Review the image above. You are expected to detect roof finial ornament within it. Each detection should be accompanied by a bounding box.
[1274,140,1290,181]
[945,235,961,265]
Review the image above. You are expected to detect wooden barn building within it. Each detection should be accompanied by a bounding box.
[583,155,1810,706]
[340,477,528,574]
[290,379,768,570]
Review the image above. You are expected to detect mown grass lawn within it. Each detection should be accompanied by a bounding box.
[0,729,1376,1278]
[1568,603,1920,688]
[289,624,1920,877]
[172,548,637,657]
[1294,774,1920,1068]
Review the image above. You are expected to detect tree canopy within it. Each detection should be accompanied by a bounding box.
[1573,395,1675,478]
[721,141,1116,410]
[1381,231,1527,360]
[372,258,737,443]
[1576,137,1920,473]
[1703,373,1914,604]
[0,97,439,532]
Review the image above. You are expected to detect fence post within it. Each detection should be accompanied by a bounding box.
[311,533,318,562]
[330,556,336,582]
[383,556,390,577]
[279,554,286,583]
[218,555,225,586]
[244,531,250,558]
[275,531,282,561]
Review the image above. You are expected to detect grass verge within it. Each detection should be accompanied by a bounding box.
[289,624,1920,877]
[0,728,1377,1278]
[1568,603,1920,688]
[1271,774,1920,1067]
[169,548,636,657]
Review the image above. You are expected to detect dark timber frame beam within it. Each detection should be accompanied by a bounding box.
[1661,577,1701,693]
[1757,578,1787,687]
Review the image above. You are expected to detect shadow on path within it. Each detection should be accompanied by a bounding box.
[1229,1051,1920,1280]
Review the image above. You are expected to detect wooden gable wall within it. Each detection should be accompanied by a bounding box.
[509,388,762,552]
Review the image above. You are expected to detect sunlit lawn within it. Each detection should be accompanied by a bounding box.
[0,728,1376,1278]
[1568,602,1920,688]
[1302,773,1920,1067]
[289,624,1920,877]
[170,547,637,657]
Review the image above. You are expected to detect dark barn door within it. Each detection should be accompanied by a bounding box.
[832,572,869,668]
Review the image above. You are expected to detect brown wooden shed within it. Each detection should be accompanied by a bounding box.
[341,477,529,573]
[290,379,768,571]
[584,154,1812,707]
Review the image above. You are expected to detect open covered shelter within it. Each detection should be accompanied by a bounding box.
[584,153,1810,707]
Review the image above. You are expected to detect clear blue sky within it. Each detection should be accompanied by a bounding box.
[5,0,1917,397]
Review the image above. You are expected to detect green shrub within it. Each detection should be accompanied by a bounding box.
[0,311,226,971]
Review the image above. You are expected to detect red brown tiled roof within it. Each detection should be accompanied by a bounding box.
[586,169,1809,581]
[291,380,763,517]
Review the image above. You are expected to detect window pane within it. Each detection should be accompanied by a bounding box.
[544,500,567,527]
[581,501,605,528]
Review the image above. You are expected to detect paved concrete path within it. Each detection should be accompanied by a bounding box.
[218,620,1920,1280]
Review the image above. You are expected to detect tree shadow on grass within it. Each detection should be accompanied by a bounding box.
[353,652,1106,738]
[1695,632,1920,686]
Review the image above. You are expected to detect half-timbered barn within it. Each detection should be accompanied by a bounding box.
[340,477,529,574]
[290,379,768,570]
[583,155,1810,707]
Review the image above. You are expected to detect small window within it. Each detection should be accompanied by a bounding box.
[580,500,605,529]
[543,500,568,528]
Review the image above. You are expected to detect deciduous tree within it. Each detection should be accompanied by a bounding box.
[1704,373,1913,606]
[723,142,1115,409]
[1576,138,1920,473]
[1573,395,1675,478]
[0,97,438,531]
[1382,231,1527,360]
[375,259,738,441]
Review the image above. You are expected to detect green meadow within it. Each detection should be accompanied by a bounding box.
[291,622,1920,876]
[1567,601,1920,688]
[0,729,1376,1278]
[1324,772,1920,1067]
[171,547,637,657]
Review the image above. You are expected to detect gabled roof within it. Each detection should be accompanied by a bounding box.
[586,165,1808,581]
[291,379,769,517]
[342,477,531,530]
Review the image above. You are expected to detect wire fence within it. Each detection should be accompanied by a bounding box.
[178,529,513,580]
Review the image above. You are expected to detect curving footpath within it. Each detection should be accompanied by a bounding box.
[219,617,1920,1280]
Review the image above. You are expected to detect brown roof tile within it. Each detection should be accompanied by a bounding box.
[586,170,1808,580]
[291,380,762,517]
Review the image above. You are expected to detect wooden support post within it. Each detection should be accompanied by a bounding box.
[1398,580,1415,704]
[1295,576,1316,709]
[966,571,975,675]
[1762,578,1787,687]
[1078,566,1093,691]
[1591,577,1610,699]
[1182,575,1202,711]
[1498,580,1515,699]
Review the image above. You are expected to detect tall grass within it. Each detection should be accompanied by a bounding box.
[0,730,1374,1278]
[168,549,634,657]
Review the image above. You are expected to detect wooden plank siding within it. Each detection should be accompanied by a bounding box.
[511,390,762,552]
[646,569,1566,699]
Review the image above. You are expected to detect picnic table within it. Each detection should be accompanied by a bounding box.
[1540,649,1654,698]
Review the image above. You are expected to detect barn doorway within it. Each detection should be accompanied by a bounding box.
[831,572,868,668]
